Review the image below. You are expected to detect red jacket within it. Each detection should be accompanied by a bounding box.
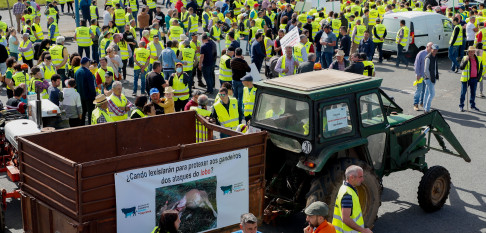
[175,1,183,13]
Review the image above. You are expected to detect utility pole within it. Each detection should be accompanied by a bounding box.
[6,0,14,27]
[74,0,80,27]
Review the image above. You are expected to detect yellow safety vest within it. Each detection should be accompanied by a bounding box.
[118,42,129,60]
[40,63,56,81]
[91,108,114,124]
[128,0,138,11]
[75,26,93,47]
[363,60,375,76]
[147,41,164,63]
[108,94,129,121]
[134,47,150,71]
[172,73,190,101]
[182,47,195,72]
[297,14,307,24]
[32,23,44,40]
[304,41,312,54]
[461,56,483,82]
[332,18,342,37]
[332,185,365,233]
[147,0,156,9]
[5,68,14,90]
[279,56,296,77]
[219,54,232,82]
[90,5,97,19]
[191,106,211,142]
[49,45,65,67]
[396,26,409,46]
[372,24,386,43]
[23,25,36,42]
[182,11,189,28]
[190,40,201,58]
[312,21,320,38]
[169,26,183,41]
[234,0,242,15]
[202,11,210,29]
[114,8,126,26]
[268,12,276,27]
[29,79,49,99]
[96,67,115,84]
[264,37,272,58]
[255,18,264,30]
[241,19,250,35]
[99,38,110,57]
[48,22,59,41]
[20,40,34,60]
[450,25,463,46]
[189,15,199,33]
[354,24,366,44]
[214,98,239,129]
[48,8,57,22]
[243,87,257,117]
[130,108,146,118]
[293,43,305,62]
[12,72,30,88]
[212,26,221,40]
[369,9,379,25]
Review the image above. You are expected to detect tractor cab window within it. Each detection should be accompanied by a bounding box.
[360,93,384,127]
[322,103,353,138]
[254,93,310,136]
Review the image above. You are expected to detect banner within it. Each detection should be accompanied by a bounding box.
[247,63,262,82]
[115,149,249,233]
[280,27,300,49]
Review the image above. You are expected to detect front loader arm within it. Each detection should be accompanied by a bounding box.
[390,110,470,164]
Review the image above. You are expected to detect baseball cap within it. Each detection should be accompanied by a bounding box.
[432,44,439,50]
[307,15,313,19]
[254,3,259,7]
[105,71,114,76]
[176,62,183,67]
[304,201,329,217]
[149,88,159,95]
[241,75,253,82]
[81,57,90,64]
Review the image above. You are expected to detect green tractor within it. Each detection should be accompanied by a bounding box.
[250,70,470,227]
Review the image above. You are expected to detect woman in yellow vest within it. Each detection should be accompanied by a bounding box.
[91,94,114,125]
[168,63,190,112]
[130,96,148,119]
[28,67,49,99]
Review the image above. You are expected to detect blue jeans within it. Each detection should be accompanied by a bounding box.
[202,65,215,93]
[117,26,125,33]
[396,44,408,66]
[374,42,383,62]
[78,46,90,59]
[423,79,435,112]
[448,45,460,71]
[321,51,333,69]
[133,69,146,94]
[163,69,175,81]
[315,50,321,64]
[460,78,479,108]
[92,44,99,63]
[132,11,138,25]
[414,80,426,105]
[232,80,244,113]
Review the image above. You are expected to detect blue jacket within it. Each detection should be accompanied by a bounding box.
[159,48,182,70]
[74,67,96,101]
[251,41,265,64]
[358,38,375,59]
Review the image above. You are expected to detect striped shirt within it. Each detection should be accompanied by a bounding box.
[107,94,133,116]
[341,182,358,216]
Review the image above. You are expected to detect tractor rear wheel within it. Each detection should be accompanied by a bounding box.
[417,166,451,212]
[306,158,381,228]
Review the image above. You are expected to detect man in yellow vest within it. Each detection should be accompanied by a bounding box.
[107,81,133,121]
[133,41,150,96]
[332,165,372,233]
[275,45,299,77]
[19,33,35,68]
[168,20,184,42]
[449,17,463,73]
[91,94,114,124]
[181,40,196,89]
[168,62,191,111]
[190,94,211,142]
[39,54,57,81]
[219,48,233,85]
[459,45,482,112]
[32,16,44,42]
[241,75,256,123]
[147,34,165,71]
[211,87,240,137]
[47,16,59,43]
[74,19,95,59]
[372,18,387,63]
[210,20,223,43]
[395,19,409,68]
[294,35,309,63]
[351,19,365,56]
[50,36,70,85]
[113,3,126,33]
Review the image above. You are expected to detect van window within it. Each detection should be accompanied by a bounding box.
[382,18,402,33]
[442,19,453,32]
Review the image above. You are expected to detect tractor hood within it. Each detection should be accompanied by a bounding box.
[5,119,41,150]
[387,114,414,126]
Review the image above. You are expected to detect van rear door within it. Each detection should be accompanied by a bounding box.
[382,17,409,52]
[439,18,453,49]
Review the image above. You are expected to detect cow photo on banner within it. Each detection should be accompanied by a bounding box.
[114,149,249,233]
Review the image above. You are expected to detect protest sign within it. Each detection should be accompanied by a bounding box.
[280,27,300,49]
[115,149,249,233]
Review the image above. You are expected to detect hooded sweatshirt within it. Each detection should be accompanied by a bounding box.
[61,88,83,119]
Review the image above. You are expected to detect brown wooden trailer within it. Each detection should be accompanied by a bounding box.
[17,111,267,233]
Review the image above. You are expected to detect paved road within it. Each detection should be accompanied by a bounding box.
[1,5,486,233]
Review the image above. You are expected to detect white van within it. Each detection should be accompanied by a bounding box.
[382,12,452,59]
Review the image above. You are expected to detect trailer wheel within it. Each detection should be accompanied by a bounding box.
[306,158,381,228]
[417,166,451,212]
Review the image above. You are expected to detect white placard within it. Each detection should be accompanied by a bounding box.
[321,1,341,14]
[115,149,249,233]
[279,27,300,49]
[326,107,348,131]
[246,63,262,82]
[446,0,462,8]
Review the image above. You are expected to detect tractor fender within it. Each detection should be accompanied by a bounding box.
[297,138,369,173]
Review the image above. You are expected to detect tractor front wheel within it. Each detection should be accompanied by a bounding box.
[306,158,381,228]
[417,166,451,212]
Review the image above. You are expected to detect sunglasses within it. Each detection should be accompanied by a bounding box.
[218,93,226,97]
